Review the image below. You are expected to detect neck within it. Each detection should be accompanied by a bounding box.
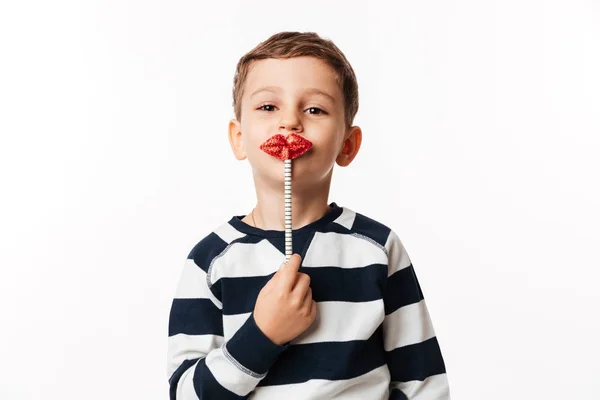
[251,170,333,231]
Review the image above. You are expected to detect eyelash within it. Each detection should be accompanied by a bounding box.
[257,104,327,115]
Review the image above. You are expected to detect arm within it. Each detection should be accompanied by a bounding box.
[167,252,288,399]
[383,230,451,400]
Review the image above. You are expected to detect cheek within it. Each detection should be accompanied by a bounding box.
[313,134,342,155]
[241,125,269,149]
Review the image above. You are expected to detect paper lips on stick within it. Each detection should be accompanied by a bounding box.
[259,133,313,263]
[259,133,313,160]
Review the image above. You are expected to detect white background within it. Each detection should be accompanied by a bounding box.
[1,0,598,399]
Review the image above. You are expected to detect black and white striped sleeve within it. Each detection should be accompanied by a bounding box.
[167,239,288,399]
[383,230,451,400]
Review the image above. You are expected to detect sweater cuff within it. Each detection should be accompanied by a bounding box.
[225,313,289,376]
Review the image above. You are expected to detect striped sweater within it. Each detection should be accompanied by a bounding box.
[167,202,450,399]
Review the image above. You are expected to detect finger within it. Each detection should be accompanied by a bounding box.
[301,286,313,308]
[273,253,299,277]
[292,272,311,297]
[278,254,302,291]
[309,299,317,320]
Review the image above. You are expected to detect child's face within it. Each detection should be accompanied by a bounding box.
[229,56,356,188]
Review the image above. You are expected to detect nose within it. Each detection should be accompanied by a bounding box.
[278,109,303,134]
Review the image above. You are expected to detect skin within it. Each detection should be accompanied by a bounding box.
[227,56,363,344]
[228,56,362,231]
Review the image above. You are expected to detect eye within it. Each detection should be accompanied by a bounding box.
[306,107,327,115]
[258,104,276,112]
[257,104,327,115]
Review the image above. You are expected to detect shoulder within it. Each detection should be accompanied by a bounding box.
[186,219,248,273]
[336,205,403,253]
[336,205,411,270]
[339,206,412,275]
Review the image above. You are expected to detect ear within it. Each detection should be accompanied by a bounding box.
[228,119,247,160]
[336,126,362,167]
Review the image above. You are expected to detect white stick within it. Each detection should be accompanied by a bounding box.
[284,159,292,263]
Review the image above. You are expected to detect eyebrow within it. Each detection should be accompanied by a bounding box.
[250,86,336,103]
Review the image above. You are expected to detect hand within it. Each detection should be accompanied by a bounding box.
[253,254,317,346]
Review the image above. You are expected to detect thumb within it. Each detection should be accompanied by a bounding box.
[276,254,302,286]
[282,254,302,270]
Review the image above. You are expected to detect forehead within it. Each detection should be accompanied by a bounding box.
[243,56,341,99]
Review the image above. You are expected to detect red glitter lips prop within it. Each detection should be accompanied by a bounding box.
[259,133,313,161]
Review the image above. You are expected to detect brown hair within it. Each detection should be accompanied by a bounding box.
[232,31,359,128]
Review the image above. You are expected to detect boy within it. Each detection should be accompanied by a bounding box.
[167,31,451,399]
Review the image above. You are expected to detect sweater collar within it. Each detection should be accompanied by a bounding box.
[228,202,343,238]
